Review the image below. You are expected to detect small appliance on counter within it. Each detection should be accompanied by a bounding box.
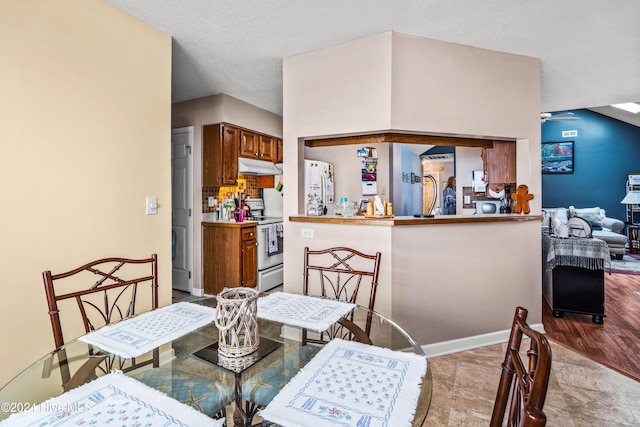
[474,199,502,215]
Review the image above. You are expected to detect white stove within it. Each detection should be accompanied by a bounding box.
[250,216,283,225]
[245,198,283,292]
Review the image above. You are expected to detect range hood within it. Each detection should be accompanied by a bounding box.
[237,157,283,175]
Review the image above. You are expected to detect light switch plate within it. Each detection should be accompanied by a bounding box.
[146,196,158,215]
[301,228,314,238]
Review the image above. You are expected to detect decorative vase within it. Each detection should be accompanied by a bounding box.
[550,211,562,231]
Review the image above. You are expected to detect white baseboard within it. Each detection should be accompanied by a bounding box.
[191,288,204,297]
[276,322,548,359]
[421,323,545,358]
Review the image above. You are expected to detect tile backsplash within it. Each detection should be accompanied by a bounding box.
[202,174,260,213]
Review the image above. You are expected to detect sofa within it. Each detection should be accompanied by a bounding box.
[542,206,627,259]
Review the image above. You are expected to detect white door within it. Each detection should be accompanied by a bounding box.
[171,127,194,292]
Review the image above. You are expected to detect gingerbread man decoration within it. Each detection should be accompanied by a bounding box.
[511,184,534,214]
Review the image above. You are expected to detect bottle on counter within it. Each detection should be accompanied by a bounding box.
[336,197,356,217]
[339,197,349,210]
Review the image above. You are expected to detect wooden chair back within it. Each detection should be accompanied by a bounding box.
[303,246,381,343]
[303,246,381,310]
[242,247,381,425]
[42,255,158,389]
[490,307,553,427]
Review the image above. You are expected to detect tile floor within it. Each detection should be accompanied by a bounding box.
[172,290,640,426]
[424,340,640,426]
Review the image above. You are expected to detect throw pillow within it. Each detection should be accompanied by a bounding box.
[570,206,605,227]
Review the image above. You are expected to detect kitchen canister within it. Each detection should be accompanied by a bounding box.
[214,287,260,357]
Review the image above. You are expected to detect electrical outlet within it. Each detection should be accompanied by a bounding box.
[301,228,314,238]
[380,187,386,195]
[464,195,471,204]
[208,196,216,207]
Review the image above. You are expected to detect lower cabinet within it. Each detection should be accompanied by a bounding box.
[203,222,257,295]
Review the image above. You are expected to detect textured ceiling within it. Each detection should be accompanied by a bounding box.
[104,0,640,125]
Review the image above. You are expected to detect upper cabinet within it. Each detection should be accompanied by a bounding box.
[240,130,278,162]
[239,130,260,159]
[275,138,283,163]
[483,141,516,192]
[204,123,283,187]
[203,124,239,187]
[258,135,276,162]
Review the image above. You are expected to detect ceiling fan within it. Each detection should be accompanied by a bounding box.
[541,112,579,123]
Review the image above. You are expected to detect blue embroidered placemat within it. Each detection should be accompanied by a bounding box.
[0,371,222,426]
[260,338,427,427]
[79,301,216,359]
[257,292,356,332]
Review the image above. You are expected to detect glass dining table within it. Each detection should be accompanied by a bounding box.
[0,296,432,426]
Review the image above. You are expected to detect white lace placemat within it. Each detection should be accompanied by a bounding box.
[260,338,427,427]
[257,292,356,332]
[79,301,215,359]
[0,371,222,426]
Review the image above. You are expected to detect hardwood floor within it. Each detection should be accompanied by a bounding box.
[542,271,640,381]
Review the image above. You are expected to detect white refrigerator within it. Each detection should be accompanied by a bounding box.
[304,159,334,215]
[262,174,283,217]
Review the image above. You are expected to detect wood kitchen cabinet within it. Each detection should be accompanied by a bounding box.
[203,222,257,295]
[239,130,260,159]
[275,138,283,163]
[203,124,239,187]
[259,134,276,161]
[482,141,516,192]
[239,130,277,162]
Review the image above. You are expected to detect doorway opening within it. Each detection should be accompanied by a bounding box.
[171,127,194,293]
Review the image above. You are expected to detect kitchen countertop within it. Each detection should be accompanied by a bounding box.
[202,220,258,226]
[289,214,543,226]
[202,212,258,225]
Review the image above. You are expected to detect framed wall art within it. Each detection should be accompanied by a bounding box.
[541,141,574,174]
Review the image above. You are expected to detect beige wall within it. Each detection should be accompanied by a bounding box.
[283,31,542,348]
[0,0,172,386]
[171,94,283,294]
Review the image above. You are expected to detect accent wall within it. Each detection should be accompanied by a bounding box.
[542,109,640,221]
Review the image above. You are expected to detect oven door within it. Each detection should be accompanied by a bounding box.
[257,223,284,269]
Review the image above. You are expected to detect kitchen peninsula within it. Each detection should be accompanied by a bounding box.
[290,214,542,226]
[281,31,543,356]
